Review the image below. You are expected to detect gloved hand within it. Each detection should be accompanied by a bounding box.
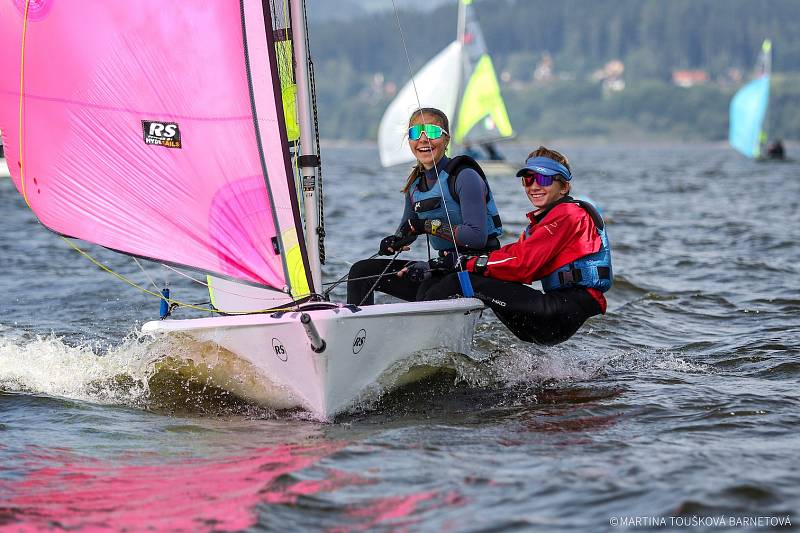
[405,257,459,282]
[379,235,401,256]
[378,233,417,256]
[431,253,470,273]
[405,261,433,282]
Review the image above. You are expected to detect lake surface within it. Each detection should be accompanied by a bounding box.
[1,143,798,531]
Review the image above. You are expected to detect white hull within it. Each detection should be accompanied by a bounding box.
[142,298,484,419]
[0,158,9,178]
[473,159,517,176]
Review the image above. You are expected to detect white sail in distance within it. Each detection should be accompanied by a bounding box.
[378,0,513,168]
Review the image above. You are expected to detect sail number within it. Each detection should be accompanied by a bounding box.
[352,329,367,354]
[272,338,288,362]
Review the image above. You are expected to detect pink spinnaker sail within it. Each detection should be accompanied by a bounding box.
[0,1,310,292]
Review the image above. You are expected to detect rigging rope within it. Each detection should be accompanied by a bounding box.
[389,1,471,293]
[359,251,403,307]
[59,237,305,316]
[133,257,162,293]
[321,252,380,297]
[302,0,326,265]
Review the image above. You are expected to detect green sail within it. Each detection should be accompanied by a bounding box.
[275,40,300,142]
[454,54,513,144]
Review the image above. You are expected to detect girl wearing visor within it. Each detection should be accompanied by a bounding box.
[421,146,612,345]
[347,107,503,306]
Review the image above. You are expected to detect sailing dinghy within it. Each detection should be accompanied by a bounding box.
[0,1,484,419]
[378,0,515,171]
[729,39,772,160]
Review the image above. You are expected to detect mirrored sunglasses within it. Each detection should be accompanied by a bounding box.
[408,123,449,141]
[521,172,559,187]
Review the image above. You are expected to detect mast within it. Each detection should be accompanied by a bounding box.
[457,0,467,44]
[760,39,772,154]
[290,0,322,292]
[453,0,468,148]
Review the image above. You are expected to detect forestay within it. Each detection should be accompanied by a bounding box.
[0,1,312,298]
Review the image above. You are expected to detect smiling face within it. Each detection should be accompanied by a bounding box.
[524,176,569,212]
[408,113,449,170]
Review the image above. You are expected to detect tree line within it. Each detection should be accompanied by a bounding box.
[307,0,800,141]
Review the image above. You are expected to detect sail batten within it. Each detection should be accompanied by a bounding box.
[0,1,312,293]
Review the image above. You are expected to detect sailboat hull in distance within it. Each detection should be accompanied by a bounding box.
[143,299,484,419]
[476,159,518,176]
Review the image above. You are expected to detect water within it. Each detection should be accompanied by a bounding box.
[1,143,799,531]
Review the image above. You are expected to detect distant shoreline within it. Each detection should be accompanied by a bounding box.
[319,138,763,149]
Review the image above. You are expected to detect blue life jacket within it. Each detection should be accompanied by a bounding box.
[409,156,503,252]
[538,199,613,293]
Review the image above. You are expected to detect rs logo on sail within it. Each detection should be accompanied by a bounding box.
[142,120,182,148]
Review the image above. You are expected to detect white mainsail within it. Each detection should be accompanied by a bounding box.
[378,41,463,168]
[378,0,513,168]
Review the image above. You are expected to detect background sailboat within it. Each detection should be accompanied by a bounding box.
[0,0,484,419]
[729,39,772,159]
[378,0,514,170]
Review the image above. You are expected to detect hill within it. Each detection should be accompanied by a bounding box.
[306,0,800,141]
[306,0,450,21]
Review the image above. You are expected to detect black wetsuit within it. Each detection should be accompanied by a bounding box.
[417,201,608,345]
[346,156,494,306]
[420,274,601,345]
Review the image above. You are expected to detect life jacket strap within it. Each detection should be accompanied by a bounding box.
[557,265,611,286]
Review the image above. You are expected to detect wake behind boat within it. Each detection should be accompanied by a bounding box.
[0,1,485,419]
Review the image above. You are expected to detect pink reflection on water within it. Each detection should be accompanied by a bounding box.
[332,490,465,532]
[0,443,355,532]
[0,444,470,532]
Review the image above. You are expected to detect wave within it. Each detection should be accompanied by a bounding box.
[0,320,625,419]
[0,329,153,406]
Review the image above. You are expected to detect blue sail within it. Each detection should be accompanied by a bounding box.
[729,40,772,159]
[729,75,770,159]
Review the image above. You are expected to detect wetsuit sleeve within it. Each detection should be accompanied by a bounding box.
[467,208,586,283]
[450,168,488,248]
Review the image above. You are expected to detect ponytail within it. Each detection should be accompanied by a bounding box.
[401,163,424,193]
